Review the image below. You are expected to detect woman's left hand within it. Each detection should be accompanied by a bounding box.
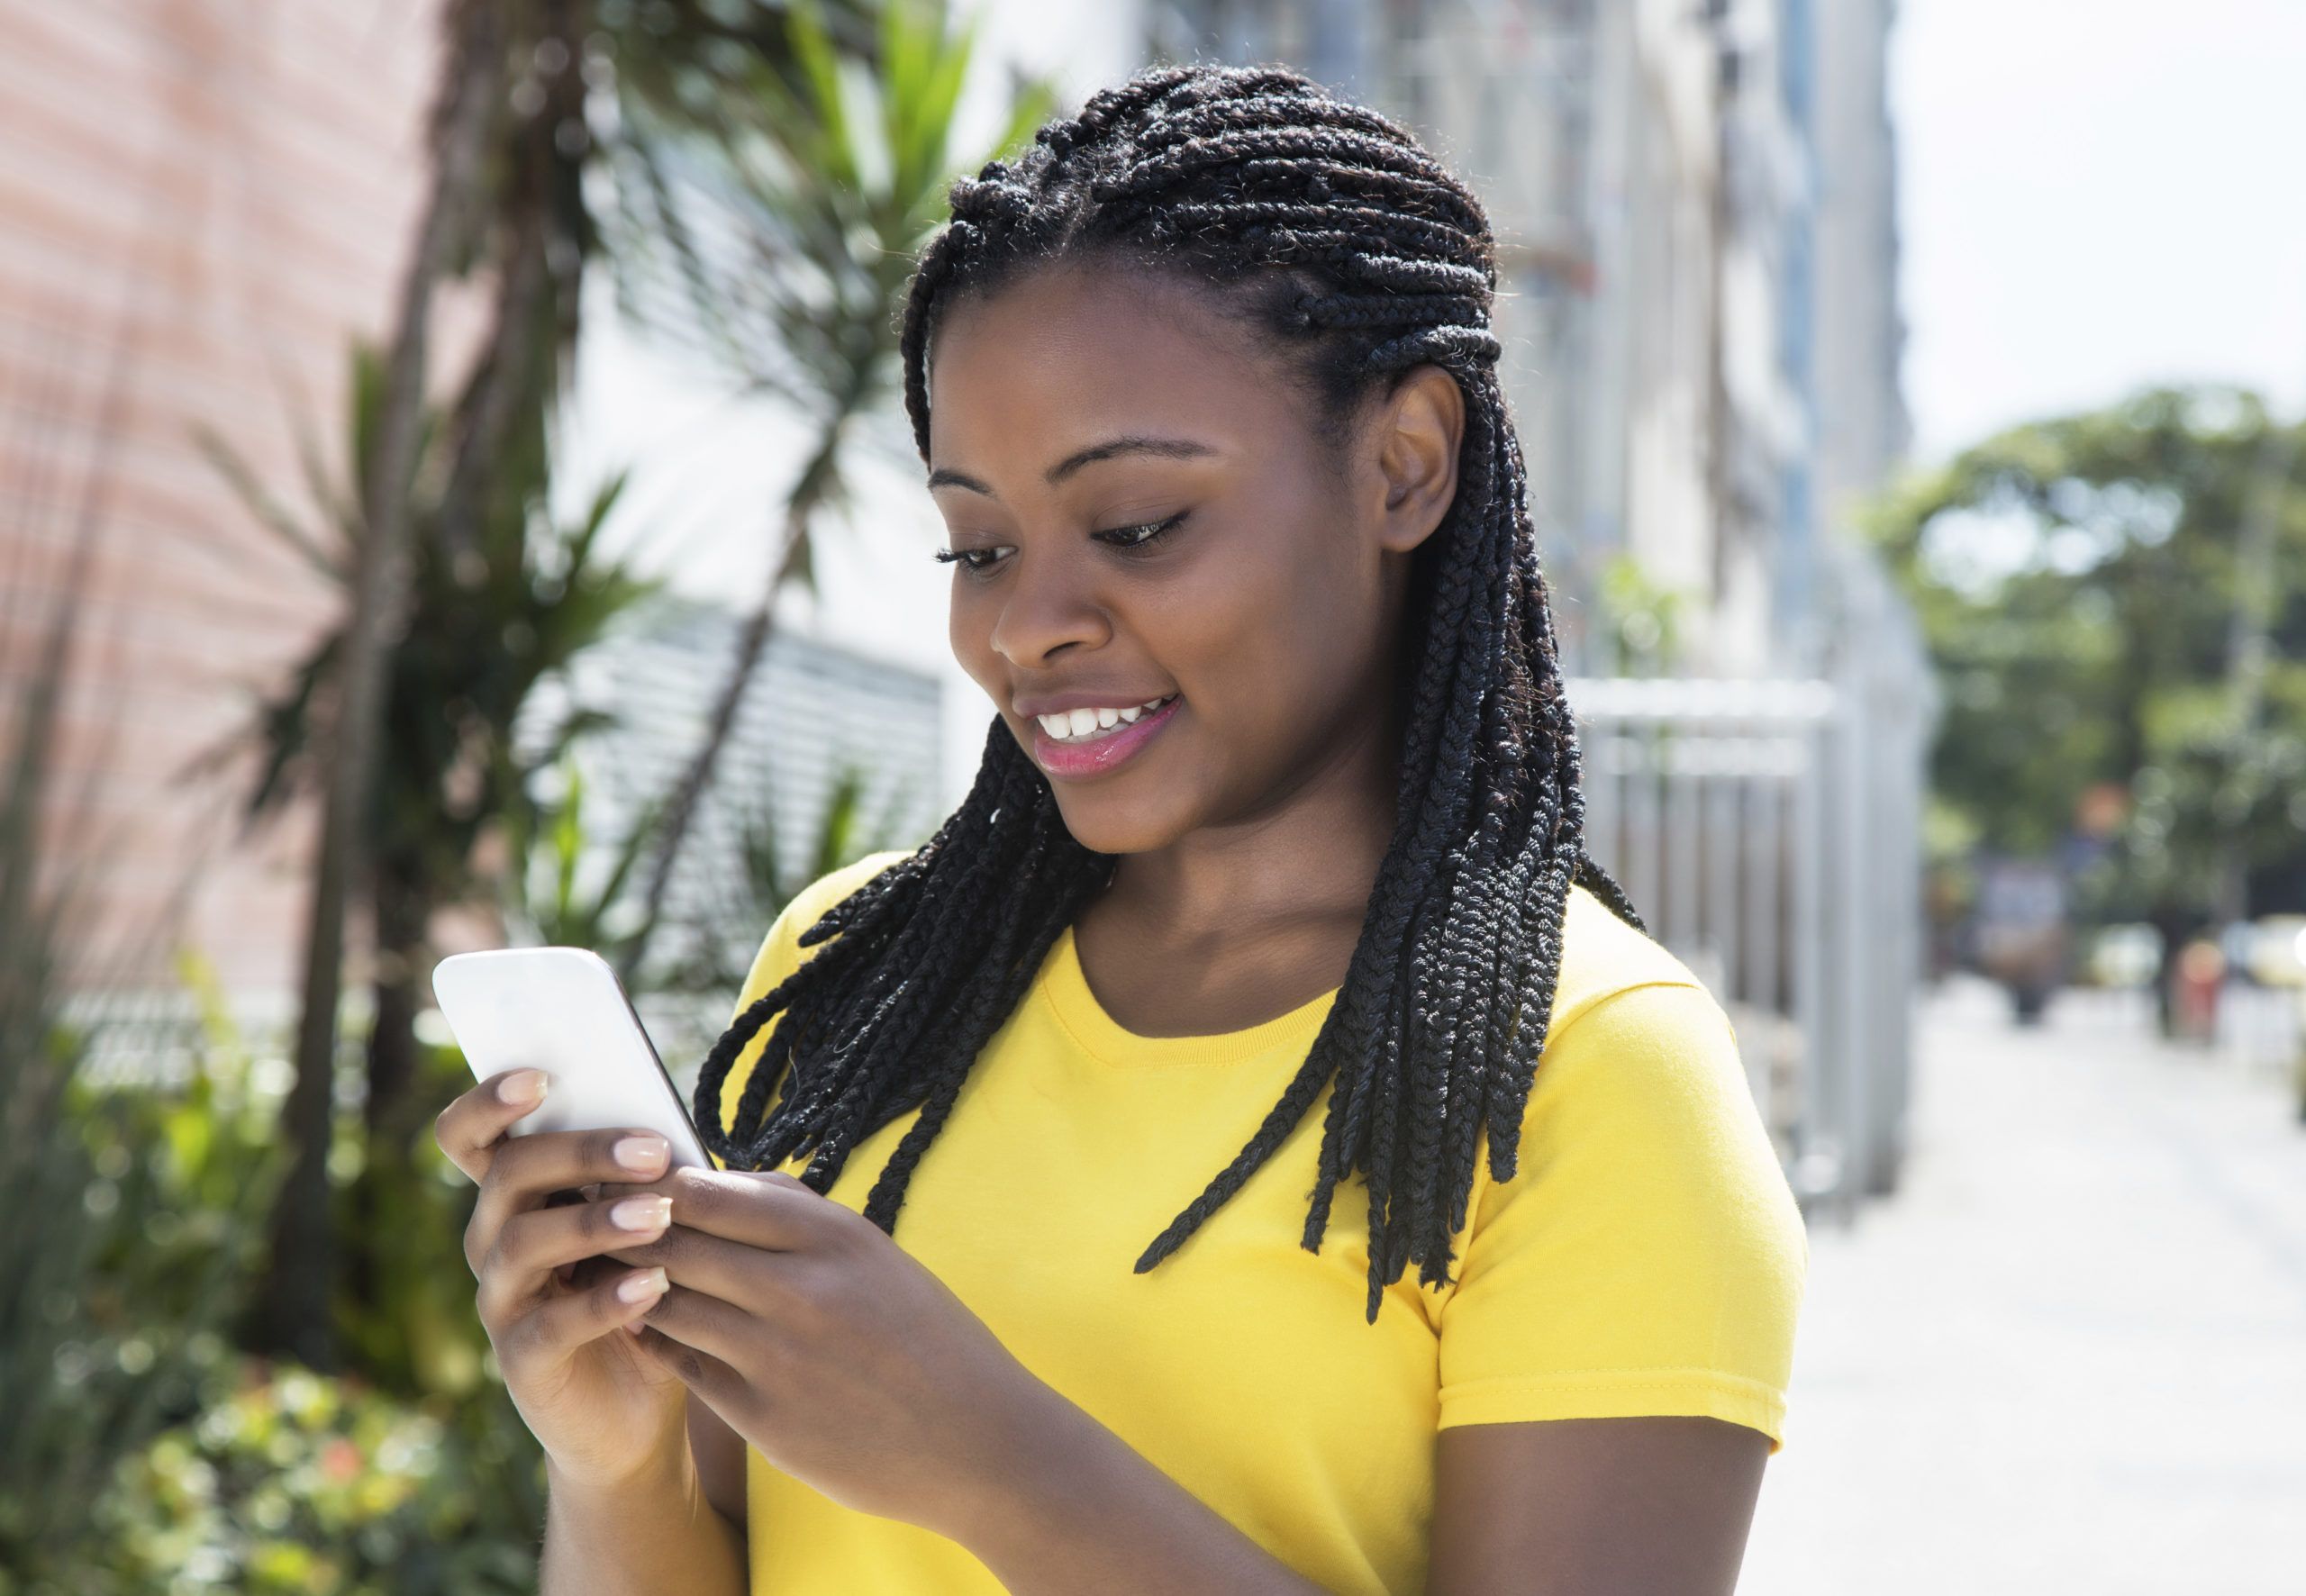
[595,1166,1056,1537]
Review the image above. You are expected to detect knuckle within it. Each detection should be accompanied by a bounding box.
[474,1273,513,1332]
[477,1229,511,1295]
[672,1168,722,1222]
[482,1134,528,1189]
[489,1210,533,1273]
[500,1304,549,1368]
[640,1223,690,1267]
[781,1261,838,1328]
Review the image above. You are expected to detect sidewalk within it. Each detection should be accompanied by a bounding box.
[1739,975,2306,1594]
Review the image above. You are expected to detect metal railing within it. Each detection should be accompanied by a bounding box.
[1566,557,1939,1225]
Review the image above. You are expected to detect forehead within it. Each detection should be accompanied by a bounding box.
[926,262,1303,464]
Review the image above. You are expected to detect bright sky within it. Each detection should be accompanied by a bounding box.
[1893,0,2306,464]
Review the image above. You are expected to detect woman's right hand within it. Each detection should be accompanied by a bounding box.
[435,1069,691,1487]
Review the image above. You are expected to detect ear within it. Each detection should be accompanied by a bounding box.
[1371,364,1466,556]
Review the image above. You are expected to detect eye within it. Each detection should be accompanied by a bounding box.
[931,546,1014,576]
[1097,510,1189,553]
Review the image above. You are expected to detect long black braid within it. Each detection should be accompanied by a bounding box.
[692,62,1646,1324]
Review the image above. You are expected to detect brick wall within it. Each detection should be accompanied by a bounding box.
[0,0,457,1005]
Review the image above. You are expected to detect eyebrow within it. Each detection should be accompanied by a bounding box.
[926,434,1219,497]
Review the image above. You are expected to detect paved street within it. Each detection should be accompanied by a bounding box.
[1740,976,2306,1594]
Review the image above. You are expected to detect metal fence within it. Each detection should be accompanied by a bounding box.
[1566,552,1939,1226]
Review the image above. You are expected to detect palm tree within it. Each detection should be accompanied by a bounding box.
[613,0,1058,984]
[241,0,886,1365]
[192,337,661,1347]
[195,341,658,1138]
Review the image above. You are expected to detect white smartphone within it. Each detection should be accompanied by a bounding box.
[430,947,713,1170]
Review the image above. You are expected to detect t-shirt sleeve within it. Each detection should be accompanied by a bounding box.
[1434,978,1809,1454]
[710,848,914,1153]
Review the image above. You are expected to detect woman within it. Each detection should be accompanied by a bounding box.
[435,61,1806,1595]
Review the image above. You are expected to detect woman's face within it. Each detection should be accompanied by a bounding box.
[926,259,1462,857]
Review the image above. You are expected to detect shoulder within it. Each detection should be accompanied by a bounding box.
[1497,881,1801,1314]
[1547,880,1716,1035]
[732,848,916,1012]
[1439,885,1806,1451]
[1532,881,1751,1139]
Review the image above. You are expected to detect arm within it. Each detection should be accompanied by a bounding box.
[687,1392,752,1540]
[540,1410,747,1596]
[952,1378,1330,1596]
[958,1398,1769,1596]
[1426,1417,1769,1596]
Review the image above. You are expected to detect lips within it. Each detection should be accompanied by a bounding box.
[1028,692,1184,780]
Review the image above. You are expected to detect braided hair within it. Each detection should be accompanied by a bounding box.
[692,61,1646,1324]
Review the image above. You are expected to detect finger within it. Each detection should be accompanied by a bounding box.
[634,1282,758,1369]
[594,1222,794,1309]
[466,1128,674,1277]
[434,1069,552,1184]
[499,1265,670,1378]
[476,1192,675,1322]
[629,1320,747,1410]
[595,1167,825,1252]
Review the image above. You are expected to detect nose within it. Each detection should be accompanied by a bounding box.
[985,543,1112,671]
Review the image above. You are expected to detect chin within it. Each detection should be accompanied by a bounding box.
[1043,787,1198,857]
[1003,713,1196,856]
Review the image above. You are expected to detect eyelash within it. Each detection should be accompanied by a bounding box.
[931,512,1189,577]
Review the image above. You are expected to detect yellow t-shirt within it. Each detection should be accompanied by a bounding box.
[712,848,1807,1595]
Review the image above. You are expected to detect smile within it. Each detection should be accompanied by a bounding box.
[1029,694,1183,779]
[1034,694,1177,742]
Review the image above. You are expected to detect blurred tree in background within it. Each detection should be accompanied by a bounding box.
[1591,550,1693,677]
[612,0,1056,978]
[1862,385,2306,977]
[247,0,992,1370]
[187,336,658,1361]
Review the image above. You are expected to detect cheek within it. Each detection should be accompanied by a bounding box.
[1163,530,1360,727]
[948,586,1001,688]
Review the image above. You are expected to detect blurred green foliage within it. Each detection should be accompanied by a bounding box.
[0,1003,547,1593]
[80,1362,537,1596]
[649,757,921,1001]
[189,337,661,1142]
[1592,551,1692,676]
[1861,385,2306,928]
[0,944,546,1592]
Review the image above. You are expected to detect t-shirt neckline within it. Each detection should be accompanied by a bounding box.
[1040,921,1340,1068]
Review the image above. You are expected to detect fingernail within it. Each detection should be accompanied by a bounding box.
[498,1069,549,1106]
[610,1196,672,1233]
[613,1135,667,1173]
[617,1266,668,1304]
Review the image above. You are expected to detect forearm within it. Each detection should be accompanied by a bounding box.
[540,1439,746,1596]
[953,1384,1329,1596]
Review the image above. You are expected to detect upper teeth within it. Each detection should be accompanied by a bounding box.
[1037,695,1174,741]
